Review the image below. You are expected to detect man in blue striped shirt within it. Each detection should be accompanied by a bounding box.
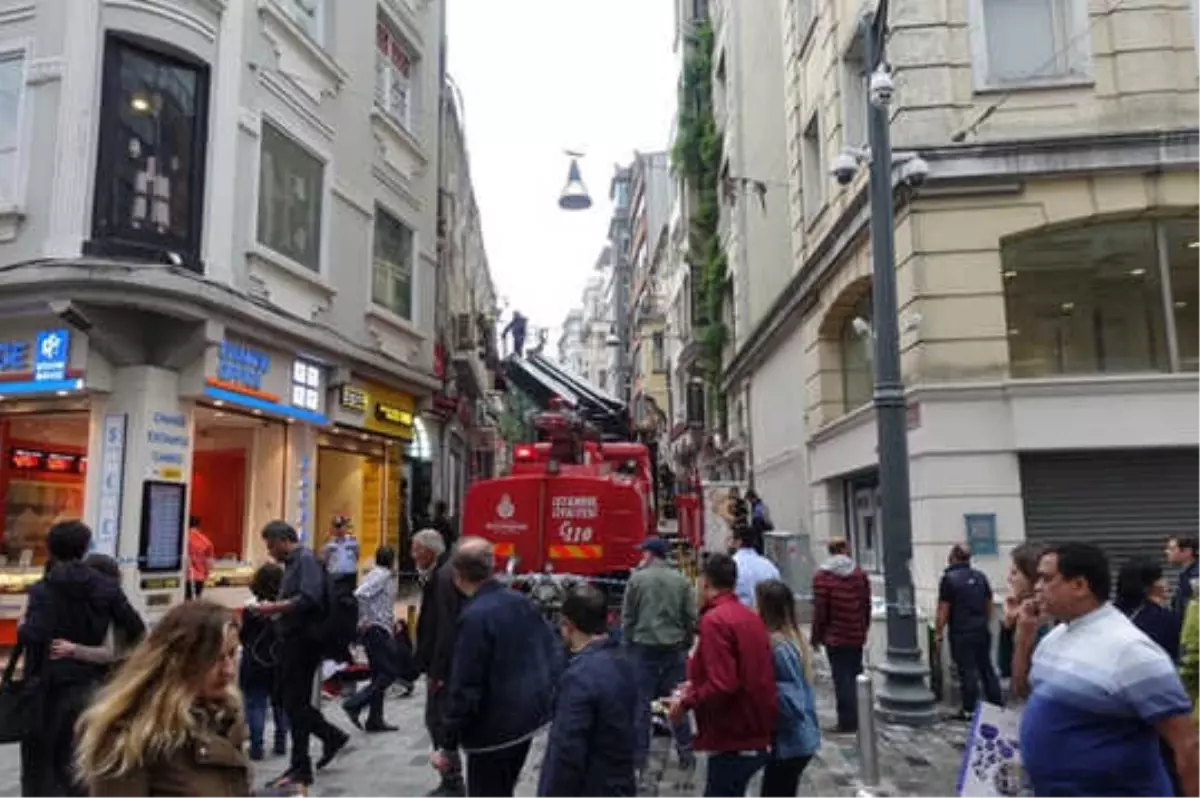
[1021,543,1197,797]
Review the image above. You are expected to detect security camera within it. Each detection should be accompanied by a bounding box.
[898,155,930,188]
[851,316,873,339]
[869,68,894,108]
[831,151,859,185]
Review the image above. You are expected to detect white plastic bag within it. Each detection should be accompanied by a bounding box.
[957,702,1031,797]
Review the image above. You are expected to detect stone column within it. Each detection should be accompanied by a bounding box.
[83,366,194,621]
[44,0,102,259]
[202,0,246,286]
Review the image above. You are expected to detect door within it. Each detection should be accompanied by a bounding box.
[191,450,246,560]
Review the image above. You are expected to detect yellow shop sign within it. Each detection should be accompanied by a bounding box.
[363,383,415,440]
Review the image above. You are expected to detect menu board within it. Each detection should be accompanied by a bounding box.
[8,447,86,474]
[137,480,186,573]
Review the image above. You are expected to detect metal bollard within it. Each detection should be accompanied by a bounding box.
[856,673,881,790]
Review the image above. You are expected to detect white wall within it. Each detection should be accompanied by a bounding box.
[749,325,810,534]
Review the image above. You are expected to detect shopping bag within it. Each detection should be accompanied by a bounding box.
[0,643,42,745]
[956,702,1031,797]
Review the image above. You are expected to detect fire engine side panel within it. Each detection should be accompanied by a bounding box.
[545,476,644,575]
[463,475,544,570]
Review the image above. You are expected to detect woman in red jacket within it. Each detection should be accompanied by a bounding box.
[667,553,778,797]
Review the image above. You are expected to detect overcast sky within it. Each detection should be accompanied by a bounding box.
[446,0,678,342]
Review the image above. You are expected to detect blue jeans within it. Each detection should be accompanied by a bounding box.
[704,750,768,797]
[243,686,289,754]
[632,645,693,769]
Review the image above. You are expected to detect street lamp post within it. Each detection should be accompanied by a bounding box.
[862,0,936,726]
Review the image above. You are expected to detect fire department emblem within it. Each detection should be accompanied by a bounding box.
[497,494,515,519]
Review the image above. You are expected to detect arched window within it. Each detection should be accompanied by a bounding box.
[840,290,874,412]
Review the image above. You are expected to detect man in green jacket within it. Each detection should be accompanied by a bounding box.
[622,537,698,787]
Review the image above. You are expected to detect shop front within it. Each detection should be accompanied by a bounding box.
[322,380,414,570]
[187,336,330,585]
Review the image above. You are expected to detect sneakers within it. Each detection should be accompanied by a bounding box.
[426,776,466,797]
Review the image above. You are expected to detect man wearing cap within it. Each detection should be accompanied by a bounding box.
[621,536,698,786]
[322,515,361,590]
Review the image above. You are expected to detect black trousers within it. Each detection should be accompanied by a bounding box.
[425,683,463,783]
[466,740,532,797]
[344,626,397,726]
[950,633,1002,713]
[280,638,344,780]
[185,580,204,600]
[761,755,813,797]
[19,681,90,797]
[826,644,864,732]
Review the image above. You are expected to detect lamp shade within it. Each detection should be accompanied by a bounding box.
[558,158,592,211]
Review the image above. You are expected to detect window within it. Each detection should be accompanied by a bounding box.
[291,359,321,411]
[652,331,666,372]
[281,0,325,44]
[793,0,815,49]
[1002,216,1199,377]
[848,481,881,573]
[598,369,608,391]
[257,120,324,272]
[840,290,873,412]
[376,19,414,131]
[372,208,414,320]
[974,0,1089,88]
[801,114,825,224]
[841,43,867,150]
[0,52,23,203]
[89,36,209,269]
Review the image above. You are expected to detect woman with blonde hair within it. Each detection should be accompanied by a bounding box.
[755,579,821,797]
[75,600,250,797]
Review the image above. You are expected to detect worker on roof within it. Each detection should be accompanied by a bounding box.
[503,311,528,358]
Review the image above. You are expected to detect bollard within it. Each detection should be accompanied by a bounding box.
[856,672,881,790]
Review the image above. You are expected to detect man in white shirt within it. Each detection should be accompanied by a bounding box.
[729,524,779,608]
[343,546,403,733]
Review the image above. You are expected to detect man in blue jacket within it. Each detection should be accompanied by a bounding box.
[540,584,637,797]
[433,537,562,797]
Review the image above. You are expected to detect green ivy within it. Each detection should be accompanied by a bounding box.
[671,19,728,430]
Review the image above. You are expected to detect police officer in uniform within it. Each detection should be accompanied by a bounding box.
[935,544,1003,718]
[322,515,360,590]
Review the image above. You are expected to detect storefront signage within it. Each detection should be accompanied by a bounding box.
[216,341,270,392]
[8,447,87,474]
[297,453,312,541]
[0,328,81,394]
[374,402,413,427]
[147,412,188,482]
[340,385,367,412]
[34,329,69,381]
[0,340,28,372]
[94,414,127,558]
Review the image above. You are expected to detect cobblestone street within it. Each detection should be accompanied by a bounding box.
[0,656,967,797]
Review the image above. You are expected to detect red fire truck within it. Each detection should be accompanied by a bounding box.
[462,354,658,610]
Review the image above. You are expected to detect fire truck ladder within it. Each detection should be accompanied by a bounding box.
[503,354,632,440]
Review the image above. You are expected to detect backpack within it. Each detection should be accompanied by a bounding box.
[308,571,358,663]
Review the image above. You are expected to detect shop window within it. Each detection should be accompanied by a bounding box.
[291,359,322,412]
[0,50,24,204]
[372,207,414,320]
[1001,217,1197,378]
[1164,217,1198,372]
[840,290,874,412]
[88,35,209,269]
[257,119,325,272]
[0,413,89,576]
[375,17,415,132]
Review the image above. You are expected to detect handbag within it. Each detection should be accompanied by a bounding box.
[0,642,43,744]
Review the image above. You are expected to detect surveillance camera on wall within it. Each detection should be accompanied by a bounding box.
[831,151,859,186]
[851,316,873,339]
[869,68,894,108]
[898,155,930,188]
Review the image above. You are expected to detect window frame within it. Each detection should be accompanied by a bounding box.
[375,15,416,133]
[280,0,327,47]
[968,0,1093,92]
[801,112,825,226]
[840,35,868,151]
[290,359,323,412]
[254,114,328,275]
[87,33,211,270]
[371,203,417,323]
[0,44,28,208]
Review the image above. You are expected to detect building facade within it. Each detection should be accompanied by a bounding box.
[0,0,486,625]
[721,0,1198,609]
[627,151,673,435]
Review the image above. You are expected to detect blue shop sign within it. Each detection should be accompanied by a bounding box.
[0,328,70,379]
[217,341,271,391]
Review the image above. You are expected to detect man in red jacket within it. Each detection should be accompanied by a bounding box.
[667,553,777,797]
[811,537,872,733]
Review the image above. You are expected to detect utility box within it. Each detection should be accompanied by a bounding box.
[764,531,815,623]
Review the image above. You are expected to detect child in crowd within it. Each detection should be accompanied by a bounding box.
[240,562,289,761]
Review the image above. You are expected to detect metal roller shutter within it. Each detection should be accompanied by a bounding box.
[1020,449,1199,583]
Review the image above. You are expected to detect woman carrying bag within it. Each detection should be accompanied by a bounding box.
[75,600,250,797]
[755,579,821,797]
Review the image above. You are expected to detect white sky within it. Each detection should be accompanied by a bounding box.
[446,0,678,341]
